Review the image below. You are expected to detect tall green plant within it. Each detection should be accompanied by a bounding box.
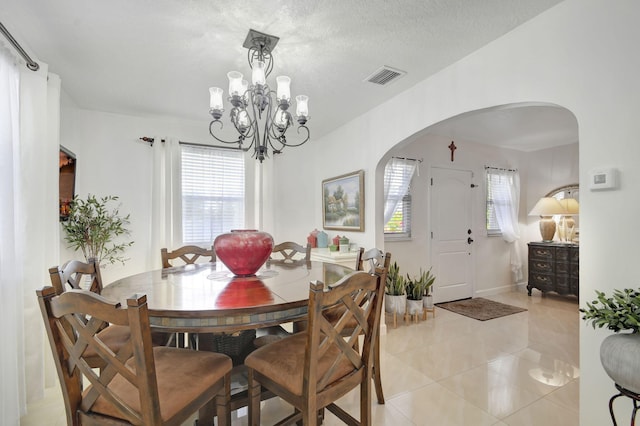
[385,261,405,295]
[62,194,134,266]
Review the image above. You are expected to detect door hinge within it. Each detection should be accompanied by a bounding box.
[431,231,433,239]
[431,178,433,186]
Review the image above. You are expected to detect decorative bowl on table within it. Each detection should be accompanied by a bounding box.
[213,229,274,276]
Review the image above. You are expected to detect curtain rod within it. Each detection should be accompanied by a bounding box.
[179,140,250,152]
[138,137,251,151]
[485,166,517,172]
[392,156,423,163]
[0,21,39,71]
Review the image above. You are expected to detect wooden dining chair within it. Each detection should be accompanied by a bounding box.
[49,259,134,369]
[160,245,216,269]
[160,245,216,348]
[269,241,311,264]
[354,246,365,270]
[245,269,385,425]
[356,249,391,405]
[36,286,233,426]
[252,242,312,347]
[49,258,104,294]
[324,248,391,405]
[252,241,312,347]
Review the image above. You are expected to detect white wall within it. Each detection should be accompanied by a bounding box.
[269,1,640,424]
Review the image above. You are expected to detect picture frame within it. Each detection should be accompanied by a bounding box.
[59,146,76,221]
[322,170,364,231]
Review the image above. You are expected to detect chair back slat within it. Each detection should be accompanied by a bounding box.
[161,245,216,269]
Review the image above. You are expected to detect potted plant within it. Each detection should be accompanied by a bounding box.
[405,272,425,317]
[384,261,406,325]
[581,288,640,393]
[421,268,436,309]
[62,194,134,266]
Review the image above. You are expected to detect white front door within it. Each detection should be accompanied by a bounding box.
[430,167,474,303]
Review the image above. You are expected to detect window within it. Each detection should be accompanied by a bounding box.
[384,193,412,236]
[486,168,519,236]
[181,145,245,246]
[383,158,417,239]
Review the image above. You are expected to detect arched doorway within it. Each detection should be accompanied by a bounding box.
[379,102,578,301]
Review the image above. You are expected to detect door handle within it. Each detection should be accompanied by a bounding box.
[467,237,474,244]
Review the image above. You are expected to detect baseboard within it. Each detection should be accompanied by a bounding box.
[475,281,527,298]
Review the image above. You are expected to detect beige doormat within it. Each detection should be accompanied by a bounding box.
[436,297,527,321]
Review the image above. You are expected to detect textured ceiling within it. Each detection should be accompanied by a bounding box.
[1,0,575,149]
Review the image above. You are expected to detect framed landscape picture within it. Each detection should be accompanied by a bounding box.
[322,170,364,231]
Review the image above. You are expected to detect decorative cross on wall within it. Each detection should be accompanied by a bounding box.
[448,141,457,162]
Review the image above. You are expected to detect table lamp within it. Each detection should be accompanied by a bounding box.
[557,198,579,242]
[529,197,565,242]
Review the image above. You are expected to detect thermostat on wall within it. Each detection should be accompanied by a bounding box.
[589,168,618,190]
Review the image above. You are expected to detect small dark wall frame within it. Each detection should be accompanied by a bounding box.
[59,146,76,221]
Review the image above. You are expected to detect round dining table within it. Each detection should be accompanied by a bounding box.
[101,260,354,334]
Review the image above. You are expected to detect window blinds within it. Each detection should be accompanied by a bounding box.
[181,145,245,245]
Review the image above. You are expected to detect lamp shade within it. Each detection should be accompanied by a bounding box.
[529,197,565,242]
[558,198,579,215]
[276,76,291,102]
[251,60,266,85]
[296,95,309,117]
[227,71,244,96]
[529,197,565,217]
[209,87,224,110]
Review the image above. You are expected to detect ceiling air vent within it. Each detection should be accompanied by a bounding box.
[364,66,406,86]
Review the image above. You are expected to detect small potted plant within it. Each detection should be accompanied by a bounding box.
[405,272,425,317]
[384,261,406,325]
[421,268,436,309]
[62,194,134,266]
[581,288,640,393]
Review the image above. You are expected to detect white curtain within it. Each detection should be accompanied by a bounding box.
[383,157,417,226]
[0,44,25,426]
[149,137,180,270]
[489,168,523,281]
[0,43,60,423]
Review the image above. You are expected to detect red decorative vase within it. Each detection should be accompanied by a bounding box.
[214,230,274,276]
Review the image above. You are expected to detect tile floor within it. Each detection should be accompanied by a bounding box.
[21,288,579,425]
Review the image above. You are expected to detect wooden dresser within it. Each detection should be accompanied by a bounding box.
[527,242,579,297]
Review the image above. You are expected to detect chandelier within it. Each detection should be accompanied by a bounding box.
[208,29,310,162]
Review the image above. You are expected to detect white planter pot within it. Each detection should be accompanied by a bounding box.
[423,295,434,309]
[406,299,423,315]
[384,294,406,315]
[600,333,640,393]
